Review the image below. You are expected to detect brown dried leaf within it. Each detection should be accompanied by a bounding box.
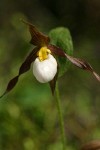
[48,44,100,82]
[0,47,39,98]
[81,140,100,150]
[21,19,50,46]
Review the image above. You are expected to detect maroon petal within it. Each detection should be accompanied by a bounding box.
[65,54,100,82]
[48,44,66,57]
[48,44,100,82]
[0,47,39,98]
[21,19,50,46]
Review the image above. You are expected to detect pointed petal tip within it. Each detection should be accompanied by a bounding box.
[51,88,55,95]
[49,71,58,96]
[20,19,35,28]
[20,18,28,25]
[65,53,100,83]
[93,72,100,82]
[49,82,55,95]
[0,92,6,99]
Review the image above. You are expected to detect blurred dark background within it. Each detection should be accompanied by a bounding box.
[0,0,100,150]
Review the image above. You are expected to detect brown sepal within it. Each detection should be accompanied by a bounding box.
[47,44,66,57]
[21,19,50,47]
[65,54,100,82]
[48,44,100,82]
[49,66,59,95]
[0,47,39,98]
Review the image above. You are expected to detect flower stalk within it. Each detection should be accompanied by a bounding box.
[55,81,66,150]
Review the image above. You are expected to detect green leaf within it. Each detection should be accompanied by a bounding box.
[49,27,73,77]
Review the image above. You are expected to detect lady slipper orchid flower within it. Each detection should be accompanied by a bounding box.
[0,20,100,98]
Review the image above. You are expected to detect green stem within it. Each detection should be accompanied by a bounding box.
[55,81,66,150]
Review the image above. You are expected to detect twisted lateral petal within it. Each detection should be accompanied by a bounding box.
[48,44,100,82]
[33,54,57,83]
[65,54,100,82]
[0,47,39,98]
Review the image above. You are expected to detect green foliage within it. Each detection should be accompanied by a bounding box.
[49,27,73,77]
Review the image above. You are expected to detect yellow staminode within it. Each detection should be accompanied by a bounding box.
[37,46,51,61]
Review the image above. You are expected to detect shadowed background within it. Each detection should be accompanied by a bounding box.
[0,0,100,150]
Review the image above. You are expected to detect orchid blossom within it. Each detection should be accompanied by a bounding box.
[0,20,100,98]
